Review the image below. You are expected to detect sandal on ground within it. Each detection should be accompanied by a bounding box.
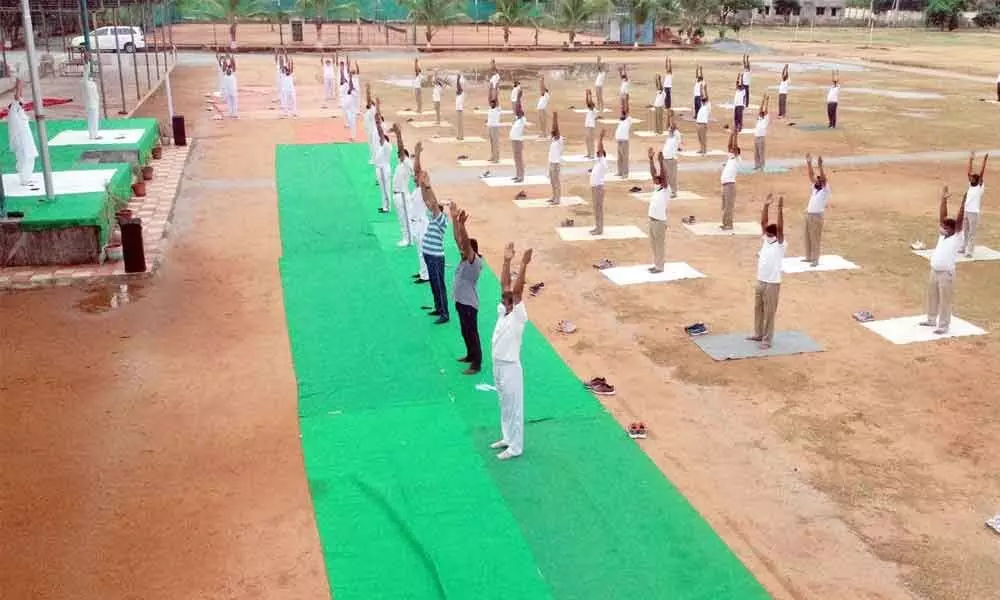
[457,154,469,160]
[556,320,577,334]
[629,186,642,193]
[593,258,615,270]
[515,190,527,199]
[628,421,647,439]
[560,218,575,227]
[529,282,545,297]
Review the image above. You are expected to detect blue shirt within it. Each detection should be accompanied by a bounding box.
[422,212,447,257]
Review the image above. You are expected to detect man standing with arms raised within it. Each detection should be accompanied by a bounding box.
[803,154,830,266]
[491,243,534,461]
[662,111,681,198]
[615,94,632,178]
[749,195,786,350]
[921,186,966,335]
[417,170,450,324]
[720,131,741,230]
[960,151,988,257]
[510,94,527,183]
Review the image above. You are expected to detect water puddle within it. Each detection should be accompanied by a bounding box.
[75,283,144,314]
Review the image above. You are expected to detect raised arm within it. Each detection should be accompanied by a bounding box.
[805,153,816,184]
[375,100,388,143]
[667,57,673,74]
[817,155,826,183]
[939,185,950,225]
[760,93,768,115]
[956,192,967,233]
[414,58,420,75]
[761,194,771,234]
[457,75,463,96]
[457,210,474,261]
[391,123,406,157]
[512,248,532,303]
[777,196,785,243]
[551,111,560,138]
[967,151,975,177]
[585,88,593,107]
[622,93,630,116]
[648,147,657,180]
[597,128,606,155]
[728,130,738,154]
[365,83,373,107]
[658,151,669,189]
[782,64,788,80]
[702,82,709,101]
[980,153,989,180]
[655,74,661,90]
[501,243,514,292]
[418,171,441,215]
[414,141,424,176]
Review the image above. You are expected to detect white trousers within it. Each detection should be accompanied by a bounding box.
[494,360,524,455]
[323,76,335,100]
[16,151,34,185]
[224,92,238,117]
[345,110,357,139]
[86,107,100,139]
[412,213,429,279]
[376,165,391,210]
[280,86,297,115]
[393,191,411,243]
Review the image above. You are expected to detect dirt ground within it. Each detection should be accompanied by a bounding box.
[3,36,1000,600]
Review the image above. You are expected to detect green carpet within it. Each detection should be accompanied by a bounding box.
[277,143,771,600]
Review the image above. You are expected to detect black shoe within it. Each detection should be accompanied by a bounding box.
[428,310,442,316]
[463,367,481,375]
[434,317,450,325]
[378,208,389,213]
[414,278,429,284]
[458,356,472,363]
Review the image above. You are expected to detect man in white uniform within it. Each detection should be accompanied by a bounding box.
[720,131,741,230]
[489,59,501,93]
[594,57,606,112]
[921,186,966,335]
[647,148,670,273]
[652,75,665,134]
[487,93,502,163]
[455,74,465,140]
[432,73,444,125]
[82,64,101,138]
[741,54,752,107]
[696,84,711,154]
[693,65,704,115]
[277,53,297,117]
[546,112,564,205]
[509,80,521,113]
[614,95,631,177]
[7,80,37,187]
[373,106,392,214]
[390,124,413,246]
[804,154,830,266]
[662,57,673,109]
[536,77,550,136]
[778,64,789,118]
[411,141,430,283]
[749,195,786,350]
[662,113,681,198]
[827,71,840,128]
[753,95,770,170]
[491,242,533,461]
[583,89,597,158]
[413,58,423,113]
[345,67,359,141]
[960,151,988,257]
[220,54,238,118]
[363,85,378,164]
[618,66,630,98]
[510,97,527,182]
[590,131,608,235]
[322,54,336,105]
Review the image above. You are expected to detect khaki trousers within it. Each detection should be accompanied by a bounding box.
[537,110,548,135]
[754,281,781,344]
[512,140,525,179]
[585,127,595,157]
[697,123,708,153]
[925,270,954,330]
[434,100,441,124]
[665,158,677,195]
[415,88,422,113]
[754,136,766,169]
[654,106,664,133]
[489,127,500,162]
[596,86,604,112]
[617,140,629,176]
[649,217,666,269]
[455,110,464,139]
[592,185,605,233]
[721,182,736,228]
[961,212,979,255]
[549,163,561,202]
[804,213,824,263]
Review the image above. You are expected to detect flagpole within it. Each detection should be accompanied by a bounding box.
[20,0,55,201]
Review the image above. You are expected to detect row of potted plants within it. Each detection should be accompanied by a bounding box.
[131,145,163,197]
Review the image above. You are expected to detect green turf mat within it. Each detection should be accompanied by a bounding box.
[278,143,770,600]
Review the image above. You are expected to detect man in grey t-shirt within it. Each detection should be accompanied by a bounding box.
[450,204,483,375]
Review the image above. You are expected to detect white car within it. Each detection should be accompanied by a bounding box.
[72,26,146,53]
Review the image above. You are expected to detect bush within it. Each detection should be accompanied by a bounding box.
[973,9,999,27]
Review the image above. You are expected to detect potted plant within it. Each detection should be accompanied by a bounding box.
[158,123,171,146]
[131,164,147,197]
[151,145,163,160]
[140,149,154,181]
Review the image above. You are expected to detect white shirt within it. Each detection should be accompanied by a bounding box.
[595,72,606,87]
[692,81,702,98]
[489,73,500,88]
[996,72,1000,83]
[364,106,376,130]
[648,186,669,221]
[548,136,564,164]
[757,238,787,283]
[537,92,549,111]
[827,86,840,103]
[721,154,740,183]
[742,69,752,86]
[432,84,442,102]
[408,186,425,222]
[393,157,412,191]
[663,73,672,89]
[510,85,520,103]
[779,79,789,94]
[653,91,665,108]
[413,73,422,88]
[931,233,964,272]
[734,88,746,106]
[487,107,501,127]
[663,131,681,159]
[374,139,391,167]
[509,116,526,140]
[455,92,464,111]
[965,184,985,213]
[83,78,100,108]
[323,64,335,80]
[614,117,631,141]
[754,114,769,137]
[619,80,630,97]
[807,185,830,214]
[590,156,607,186]
[696,102,711,124]
[492,302,528,363]
[584,108,597,128]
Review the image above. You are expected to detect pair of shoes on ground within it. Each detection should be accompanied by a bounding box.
[583,376,615,395]
[514,190,527,199]
[852,311,875,323]
[556,320,577,334]
[680,215,696,224]
[561,218,575,227]
[628,422,648,439]
[685,322,708,336]
[457,356,481,375]
[593,258,615,270]
[489,439,521,460]
[529,282,544,297]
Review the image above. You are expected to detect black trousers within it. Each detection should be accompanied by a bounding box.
[734,105,744,132]
[827,102,838,128]
[744,85,750,106]
[996,82,1000,102]
[456,302,482,368]
[663,87,672,109]
[693,95,702,115]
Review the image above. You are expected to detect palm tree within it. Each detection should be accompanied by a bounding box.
[553,0,614,45]
[627,0,656,47]
[398,0,467,47]
[490,0,533,47]
[179,0,267,47]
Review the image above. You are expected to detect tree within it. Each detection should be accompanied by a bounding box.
[677,0,721,30]
[398,0,467,46]
[720,0,763,23]
[179,0,268,47]
[626,0,657,46]
[925,0,965,29]
[490,0,534,47]
[772,0,801,17]
[553,0,614,45]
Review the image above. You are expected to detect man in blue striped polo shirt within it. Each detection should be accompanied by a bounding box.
[417,171,449,324]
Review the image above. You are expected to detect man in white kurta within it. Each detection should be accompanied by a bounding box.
[82,64,101,138]
[221,56,238,118]
[491,243,533,460]
[7,85,38,186]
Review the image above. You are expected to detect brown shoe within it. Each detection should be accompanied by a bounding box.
[590,381,616,396]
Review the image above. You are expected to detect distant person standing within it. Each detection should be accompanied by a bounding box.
[547,112,564,205]
[921,186,966,335]
[594,57,606,112]
[6,80,37,187]
[220,54,238,118]
[827,70,840,128]
[753,95,770,170]
[618,66,630,99]
[583,89,597,158]
[510,95,527,182]
[455,73,466,140]
[590,130,608,236]
[696,84,711,154]
[450,203,484,375]
[741,54,752,106]
[960,151,989,257]
[662,112,681,198]
[510,79,521,113]
[614,94,632,177]
[432,71,444,125]
[82,63,101,137]
[390,124,414,246]
[693,64,704,115]
[662,56,673,109]
[489,58,501,93]
[487,90,502,163]
[778,64,790,118]
[413,58,423,113]
[803,154,831,267]
[647,148,671,274]
[373,101,393,214]
[490,243,533,461]
[720,131,741,230]
[321,54,336,105]
[536,76,550,135]
[749,195,786,350]
[732,72,746,133]
[417,170,450,325]
[653,75,666,134]
[411,142,430,284]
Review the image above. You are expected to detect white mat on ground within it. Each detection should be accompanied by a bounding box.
[913,246,1000,263]
[682,221,760,236]
[3,169,119,197]
[860,315,987,345]
[782,255,860,273]
[737,128,757,135]
[571,108,614,113]
[631,190,703,202]
[396,109,437,116]
[562,154,616,163]
[482,174,550,187]
[458,158,514,167]
[556,225,648,241]
[678,150,727,158]
[646,106,691,113]
[514,195,586,208]
[598,117,643,125]
[496,121,533,127]
[601,262,705,285]
[48,128,146,146]
[634,131,666,138]
[429,136,486,143]
[473,108,513,115]
[409,121,450,128]
[604,172,653,182]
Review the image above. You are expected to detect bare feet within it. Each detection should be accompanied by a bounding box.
[746,336,763,342]
[758,342,772,350]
